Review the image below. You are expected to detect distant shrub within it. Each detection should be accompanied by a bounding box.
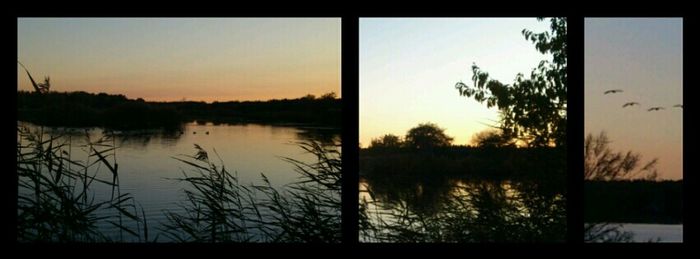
[369,134,403,149]
[404,122,453,150]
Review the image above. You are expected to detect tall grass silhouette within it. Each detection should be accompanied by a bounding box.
[358,139,566,242]
[360,179,565,242]
[161,139,341,242]
[18,61,50,93]
[17,125,147,242]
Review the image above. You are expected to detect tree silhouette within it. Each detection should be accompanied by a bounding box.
[404,122,453,150]
[320,92,337,100]
[584,132,658,181]
[369,134,403,149]
[584,131,659,243]
[471,129,513,148]
[455,18,566,147]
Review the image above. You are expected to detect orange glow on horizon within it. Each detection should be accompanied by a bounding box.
[18,18,340,106]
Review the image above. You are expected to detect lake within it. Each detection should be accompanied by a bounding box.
[621,223,683,242]
[359,176,567,242]
[17,121,340,242]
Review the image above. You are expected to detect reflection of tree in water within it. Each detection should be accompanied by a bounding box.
[295,127,341,147]
[17,123,185,150]
[108,125,184,148]
[359,143,566,241]
[362,174,454,216]
[361,175,566,242]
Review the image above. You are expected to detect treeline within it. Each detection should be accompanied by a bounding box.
[585,180,682,224]
[360,146,566,187]
[17,91,341,130]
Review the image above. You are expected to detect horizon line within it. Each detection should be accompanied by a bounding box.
[16,89,341,104]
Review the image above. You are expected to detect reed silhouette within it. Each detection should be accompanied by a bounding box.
[18,61,50,93]
[17,126,147,242]
[161,140,341,242]
[359,122,566,242]
[360,175,565,242]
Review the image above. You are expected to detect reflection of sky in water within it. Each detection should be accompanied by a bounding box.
[621,224,682,243]
[361,179,525,209]
[18,121,339,242]
[359,178,565,242]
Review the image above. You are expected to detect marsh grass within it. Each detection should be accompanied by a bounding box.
[358,146,566,242]
[162,140,341,243]
[17,125,147,242]
[359,180,566,242]
[160,144,252,242]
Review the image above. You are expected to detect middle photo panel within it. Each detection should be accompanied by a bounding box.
[358,17,567,242]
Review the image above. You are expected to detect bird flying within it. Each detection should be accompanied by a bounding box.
[647,107,665,111]
[673,104,683,109]
[622,102,639,108]
[604,89,623,94]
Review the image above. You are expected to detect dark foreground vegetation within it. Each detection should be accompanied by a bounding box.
[359,145,567,242]
[17,126,144,242]
[585,180,682,224]
[17,91,341,130]
[162,141,341,242]
[17,124,341,242]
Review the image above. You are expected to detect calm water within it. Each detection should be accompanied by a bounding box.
[18,121,340,242]
[359,177,566,242]
[621,224,683,242]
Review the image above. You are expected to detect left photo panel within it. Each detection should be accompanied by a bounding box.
[17,18,342,242]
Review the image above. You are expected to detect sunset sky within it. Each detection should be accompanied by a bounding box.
[17,18,340,102]
[585,18,683,180]
[360,18,551,147]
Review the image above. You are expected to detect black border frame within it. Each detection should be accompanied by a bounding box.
[5,9,695,256]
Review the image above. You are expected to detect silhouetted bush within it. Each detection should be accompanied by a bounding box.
[404,122,453,150]
[369,134,403,149]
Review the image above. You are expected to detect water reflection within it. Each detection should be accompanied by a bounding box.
[360,175,566,242]
[17,121,340,242]
[23,121,340,152]
[295,127,341,146]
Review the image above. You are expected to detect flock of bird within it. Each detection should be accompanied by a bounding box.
[604,89,682,112]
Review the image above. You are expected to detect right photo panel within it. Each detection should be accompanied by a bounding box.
[584,18,683,242]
